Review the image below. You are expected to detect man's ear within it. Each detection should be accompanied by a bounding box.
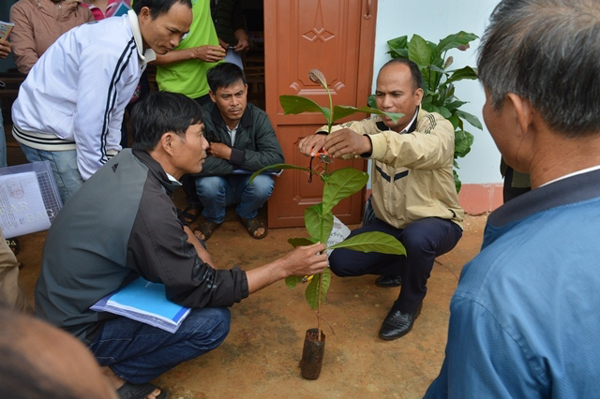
[506,93,534,137]
[413,88,424,105]
[209,90,216,103]
[159,132,176,156]
[138,6,151,22]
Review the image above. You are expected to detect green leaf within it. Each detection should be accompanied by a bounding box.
[322,168,368,215]
[285,275,304,290]
[448,114,460,130]
[454,130,474,158]
[408,34,433,66]
[436,31,479,55]
[329,231,406,255]
[446,66,478,84]
[288,237,318,248]
[444,100,468,112]
[387,35,408,51]
[305,269,332,310]
[453,168,462,193]
[249,163,319,184]
[430,105,452,118]
[305,204,334,243]
[279,95,331,123]
[367,94,376,109]
[389,48,409,59]
[456,110,483,130]
[332,105,402,124]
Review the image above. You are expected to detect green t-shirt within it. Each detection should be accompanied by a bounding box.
[156,0,220,98]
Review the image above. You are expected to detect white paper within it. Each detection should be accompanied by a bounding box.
[0,172,51,238]
[327,216,351,256]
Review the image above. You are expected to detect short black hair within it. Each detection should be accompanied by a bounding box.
[381,58,423,91]
[478,0,600,137]
[131,91,204,152]
[132,0,192,19]
[207,62,247,93]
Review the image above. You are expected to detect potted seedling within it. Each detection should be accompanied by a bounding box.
[251,70,407,379]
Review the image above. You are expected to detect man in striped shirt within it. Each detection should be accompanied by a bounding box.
[10,0,192,204]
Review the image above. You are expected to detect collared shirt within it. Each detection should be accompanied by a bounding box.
[227,122,240,145]
[399,106,420,134]
[425,168,600,398]
[127,9,156,64]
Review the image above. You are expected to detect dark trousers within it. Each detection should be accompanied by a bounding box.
[329,217,462,313]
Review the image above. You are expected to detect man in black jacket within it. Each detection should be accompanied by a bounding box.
[35,91,327,398]
[192,62,283,241]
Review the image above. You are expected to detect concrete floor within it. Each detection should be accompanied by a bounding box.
[14,196,487,399]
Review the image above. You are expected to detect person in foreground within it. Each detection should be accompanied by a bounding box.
[35,92,328,399]
[425,0,600,397]
[299,59,464,340]
[192,63,284,241]
[0,303,118,399]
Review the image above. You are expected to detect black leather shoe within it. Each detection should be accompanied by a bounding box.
[379,302,423,340]
[375,275,402,288]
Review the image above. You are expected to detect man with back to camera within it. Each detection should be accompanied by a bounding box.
[192,62,284,241]
[298,58,464,340]
[34,91,328,399]
[425,0,600,397]
[11,0,192,204]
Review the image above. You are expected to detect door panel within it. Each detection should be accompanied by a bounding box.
[265,0,378,228]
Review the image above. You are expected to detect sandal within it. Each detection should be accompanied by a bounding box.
[117,381,168,399]
[240,216,268,239]
[193,217,220,241]
[180,203,202,224]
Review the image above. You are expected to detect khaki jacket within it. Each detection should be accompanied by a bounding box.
[324,108,464,229]
[10,0,94,74]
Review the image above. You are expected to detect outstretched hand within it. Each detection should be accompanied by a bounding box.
[323,128,371,158]
[283,242,328,277]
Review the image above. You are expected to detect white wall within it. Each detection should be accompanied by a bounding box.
[373,0,502,185]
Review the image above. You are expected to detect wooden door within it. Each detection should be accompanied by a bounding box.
[264,0,378,228]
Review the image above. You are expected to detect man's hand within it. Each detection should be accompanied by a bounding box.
[218,38,229,51]
[298,134,327,157]
[0,39,11,59]
[323,128,371,158]
[233,29,250,52]
[281,242,328,277]
[209,142,232,160]
[233,36,250,52]
[193,45,226,63]
[246,242,328,294]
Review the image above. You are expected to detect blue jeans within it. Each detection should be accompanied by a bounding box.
[195,174,275,223]
[18,144,84,205]
[329,217,463,313]
[89,307,230,384]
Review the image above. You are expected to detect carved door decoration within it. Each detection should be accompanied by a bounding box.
[264,0,378,228]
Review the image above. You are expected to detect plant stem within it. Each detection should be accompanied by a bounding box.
[317,272,323,340]
[326,86,333,134]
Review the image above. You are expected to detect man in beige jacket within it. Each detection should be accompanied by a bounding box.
[299,59,464,340]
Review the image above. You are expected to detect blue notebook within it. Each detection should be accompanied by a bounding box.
[91,277,191,333]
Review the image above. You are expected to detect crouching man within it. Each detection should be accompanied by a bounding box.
[192,63,284,241]
[299,59,464,340]
[35,92,328,399]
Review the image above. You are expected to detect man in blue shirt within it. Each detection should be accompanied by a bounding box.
[425,0,600,397]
